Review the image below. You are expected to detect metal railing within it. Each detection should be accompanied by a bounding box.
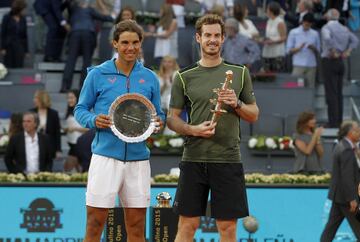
[350,97,360,122]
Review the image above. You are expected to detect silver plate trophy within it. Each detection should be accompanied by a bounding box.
[109,93,157,143]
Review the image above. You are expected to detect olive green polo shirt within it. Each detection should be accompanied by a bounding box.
[169,60,256,163]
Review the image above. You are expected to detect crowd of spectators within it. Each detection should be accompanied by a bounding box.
[1,0,360,174]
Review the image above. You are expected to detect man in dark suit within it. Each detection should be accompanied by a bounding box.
[5,112,53,173]
[33,0,70,62]
[320,120,360,241]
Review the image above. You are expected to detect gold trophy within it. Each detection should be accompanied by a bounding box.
[155,192,172,208]
[210,70,233,125]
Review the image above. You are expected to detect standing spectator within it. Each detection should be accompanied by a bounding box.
[286,13,320,88]
[223,18,260,68]
[285,0,313,28]
[152,4,178,65]
[5,112,53,174]
[321,9,359,128]
[166,0,185,28]
[0,0,28,68]
[233,3,259,40]
[8,113,23,139]
[320,120,360,241]
[30,90,61,158]
[293,111,324,174]
[157,55,180,113]
[262,1,287,72]
[33,0,70,62]
[60,0,114,92]
[63,90,88,172]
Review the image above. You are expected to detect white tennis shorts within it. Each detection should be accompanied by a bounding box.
[86,154,151,208]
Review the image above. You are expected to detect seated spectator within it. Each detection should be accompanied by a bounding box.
[63,90,88,172]
[223,18,260,69]
[8,113,23,138]
[286,13,320,88]
[5,112,53,174]
[0,0,28,68]
[233,3,260,40]
[30,90,61,158]
[75,129,95,172]
[262,1,287,72]
[293,111,324,174]
[60,0,114,92]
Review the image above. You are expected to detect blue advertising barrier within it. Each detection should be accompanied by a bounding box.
[0,184,356,241]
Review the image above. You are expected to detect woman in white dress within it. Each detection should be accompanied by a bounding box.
[262,1,287,72]
[233,3,259,40]
[152,4,178,64]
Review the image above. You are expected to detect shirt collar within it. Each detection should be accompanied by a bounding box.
[24,131,38,141]
[344,137,355,149]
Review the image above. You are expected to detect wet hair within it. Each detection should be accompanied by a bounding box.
[113,19,144,42]
[296,111,315,134]
[195,14,225,36]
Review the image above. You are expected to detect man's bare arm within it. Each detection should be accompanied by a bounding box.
[235,102,259,123]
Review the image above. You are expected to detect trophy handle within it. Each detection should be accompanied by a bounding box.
[210,70,233,125]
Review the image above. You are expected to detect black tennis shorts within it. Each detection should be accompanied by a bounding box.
[173,161,249,219]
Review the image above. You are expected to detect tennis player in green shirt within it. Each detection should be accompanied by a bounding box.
[167,14,259,242]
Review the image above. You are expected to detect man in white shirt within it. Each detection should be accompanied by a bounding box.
[5,112,53,173]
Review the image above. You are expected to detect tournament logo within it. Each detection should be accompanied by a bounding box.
[20,198,63,232]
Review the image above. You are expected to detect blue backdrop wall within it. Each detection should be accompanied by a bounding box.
[0,185,356,241]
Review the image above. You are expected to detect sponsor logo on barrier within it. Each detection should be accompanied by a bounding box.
[20,198,63,232]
